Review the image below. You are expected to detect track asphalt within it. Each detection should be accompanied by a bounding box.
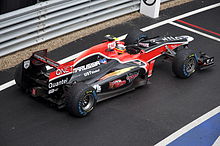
[0,0,219,145]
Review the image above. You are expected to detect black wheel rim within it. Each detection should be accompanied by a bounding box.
[185,57,196,74]
[81,93,94,111]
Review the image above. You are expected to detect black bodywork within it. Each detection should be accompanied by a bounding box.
[20,53,147,109]
[16,35,214,110]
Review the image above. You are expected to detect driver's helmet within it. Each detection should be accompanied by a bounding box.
[114,44,126,54]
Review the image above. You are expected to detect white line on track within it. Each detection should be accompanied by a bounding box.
[169,21,220,42]
[0,80,15,92]
[213,136,220,146]
[140,2,220,32]
[0,3,220,92]
[155,106,220,146]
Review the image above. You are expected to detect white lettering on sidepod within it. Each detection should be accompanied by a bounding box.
[48,78,68,89]
[56,61,101,76]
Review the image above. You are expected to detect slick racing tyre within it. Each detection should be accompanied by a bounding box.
[65,83,97,117]
[124,29,147,45]
[15,63,30,90]
[172,48,198,79]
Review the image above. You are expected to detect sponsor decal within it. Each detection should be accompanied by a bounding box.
[99,58,107,64]
[162,36,183,41]
[23,60,30,69]
[108,42,116,50]
[93,84,101,93]
[48,88,59,94]
[126,72,139,82]
[100,66,136,80]
[139,42,149,48]
[84,69,100,77]
[55,61,100,76]
[48,78,68,89]
[109,79,126,89]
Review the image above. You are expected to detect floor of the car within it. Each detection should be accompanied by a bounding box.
[97,78,146,102]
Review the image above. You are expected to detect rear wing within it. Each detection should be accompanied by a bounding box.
[31,50,60,68]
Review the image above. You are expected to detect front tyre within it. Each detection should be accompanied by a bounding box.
[65,83,97,117]
[124,29,147,45]
[172,48,198,78]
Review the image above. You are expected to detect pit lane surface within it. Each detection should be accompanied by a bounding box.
[0,1,220,145]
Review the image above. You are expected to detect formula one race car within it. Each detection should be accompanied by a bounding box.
[15,30,214,117]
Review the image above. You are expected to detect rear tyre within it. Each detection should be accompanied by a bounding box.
[172,48,198,78]
[65,83,97,117]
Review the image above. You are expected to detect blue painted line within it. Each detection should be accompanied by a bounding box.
[168,113,220,146]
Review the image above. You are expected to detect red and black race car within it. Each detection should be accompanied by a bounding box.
[15,30,214,117]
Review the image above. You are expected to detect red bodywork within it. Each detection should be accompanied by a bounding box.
[49,40,182,80]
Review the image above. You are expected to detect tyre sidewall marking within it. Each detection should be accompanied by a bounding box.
[78,90,95,115]
[183,54,196,77]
